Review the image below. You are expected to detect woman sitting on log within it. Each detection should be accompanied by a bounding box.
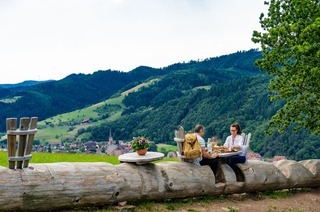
[223,122,246,168]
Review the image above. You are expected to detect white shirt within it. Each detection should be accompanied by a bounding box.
[196,133,206,148]
[224,134,245,156]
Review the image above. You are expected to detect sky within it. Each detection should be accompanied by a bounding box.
[0,0,267,84]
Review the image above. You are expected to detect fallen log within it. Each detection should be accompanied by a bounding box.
[0,159,319,211]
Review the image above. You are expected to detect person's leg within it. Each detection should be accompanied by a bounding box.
[210,158,219,175]
[227,156,246,169]
[200,158,219,175]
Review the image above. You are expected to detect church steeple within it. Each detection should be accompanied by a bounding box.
[108,129,114,145]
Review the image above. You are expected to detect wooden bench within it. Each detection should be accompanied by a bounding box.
[6,117,38,169]
[241,132,251,157]
[174,126,193,162]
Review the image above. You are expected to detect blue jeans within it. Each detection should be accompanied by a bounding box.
[227,155,246,169]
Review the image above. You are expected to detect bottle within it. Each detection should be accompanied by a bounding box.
[207,138,212,153]
[211,136,218,147]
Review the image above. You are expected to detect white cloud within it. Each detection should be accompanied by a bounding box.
[0,0,267,84]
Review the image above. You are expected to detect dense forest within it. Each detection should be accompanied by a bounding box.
[79,73,320,160]
[0,69,167,130]
[0,49,319,160]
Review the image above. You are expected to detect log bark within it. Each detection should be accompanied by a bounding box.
[0,159,319,211]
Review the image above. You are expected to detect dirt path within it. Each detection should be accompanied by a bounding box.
[95,189,320,211]
[175,189,320,212]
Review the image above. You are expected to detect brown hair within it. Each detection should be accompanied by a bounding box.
[230,122,242,135]
[194,124,204,133]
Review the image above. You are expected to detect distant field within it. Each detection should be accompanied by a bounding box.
[157,143,178,152]
[35,96,125,143]
[192,85,211,91]
[121,78,159,96]
[0,152,178,168]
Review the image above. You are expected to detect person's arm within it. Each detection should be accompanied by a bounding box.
[201,147,218,159]
[231,145,241,150]
[223,137,229,148]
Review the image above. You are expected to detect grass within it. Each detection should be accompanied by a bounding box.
[261,188,310,199]
[0,152,119,167]
[120,78,159,96]
[0,151,178,168]
[35,98,124,143]
[157,143,178,152]
[0,96,22,103]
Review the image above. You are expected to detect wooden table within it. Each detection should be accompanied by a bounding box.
[217,151,242,164]
[118,151,164,165]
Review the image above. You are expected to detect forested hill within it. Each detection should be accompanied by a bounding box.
[0,49,318,160]
[79,73,319,161]
[0,49,260,131]
[76,49,318,161]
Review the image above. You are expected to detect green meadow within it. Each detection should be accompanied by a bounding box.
[0,151,179,168]
[35,95,125,143]
[157,143,178,152]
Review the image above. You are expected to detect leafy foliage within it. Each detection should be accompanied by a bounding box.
[252,0,320,134]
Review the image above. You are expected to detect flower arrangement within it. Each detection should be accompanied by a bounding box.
[131,136,150,151]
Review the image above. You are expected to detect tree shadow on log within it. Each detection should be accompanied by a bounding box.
[215,166,226,183]
[233,165,245,182]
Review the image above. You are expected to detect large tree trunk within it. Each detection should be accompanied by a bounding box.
[0,159,319,211]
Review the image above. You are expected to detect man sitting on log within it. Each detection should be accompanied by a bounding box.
[194,124,219,175]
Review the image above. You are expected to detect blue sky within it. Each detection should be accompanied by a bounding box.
[0,0,267,84]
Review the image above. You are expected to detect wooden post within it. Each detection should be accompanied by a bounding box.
[6,117,38,169]
[6,118,17,169]
[16,117,30,169]
[24,117,38,168]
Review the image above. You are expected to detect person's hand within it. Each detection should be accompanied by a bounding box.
[212,153,218,158]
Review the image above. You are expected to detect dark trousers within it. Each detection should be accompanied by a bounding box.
[227,155,246,169]
[200,158,219,175]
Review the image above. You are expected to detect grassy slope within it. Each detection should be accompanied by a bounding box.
[35,96,125,143]
[33,79,159,143]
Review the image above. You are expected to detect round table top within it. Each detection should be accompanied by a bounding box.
[118,151,165,165]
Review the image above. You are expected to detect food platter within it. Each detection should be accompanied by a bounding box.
[212,146,238,153]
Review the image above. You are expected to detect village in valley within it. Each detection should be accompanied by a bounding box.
[31,130,133,156]
[28,130,276,162]
[0,119,279,162]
